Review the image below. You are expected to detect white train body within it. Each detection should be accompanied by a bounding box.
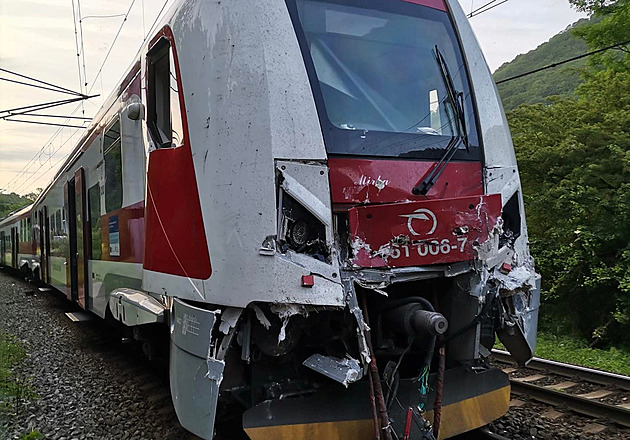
[1,1,540,439]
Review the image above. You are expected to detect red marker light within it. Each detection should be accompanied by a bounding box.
[500,262,512,274]
[301,275,314,287]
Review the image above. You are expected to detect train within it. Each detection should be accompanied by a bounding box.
[0,0,541,438]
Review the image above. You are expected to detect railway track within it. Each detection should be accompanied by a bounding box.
[491,349,630,429]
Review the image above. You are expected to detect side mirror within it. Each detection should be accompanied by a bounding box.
[126,102,145,121]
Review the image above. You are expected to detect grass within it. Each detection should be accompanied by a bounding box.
[497,331,630,376]
[20,431,44,440]
[0,332,27,402]
[533,331,630,376]
[0,332,40,439]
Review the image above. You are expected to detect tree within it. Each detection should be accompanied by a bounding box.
[508,69,630,345]
[570,0,630,70]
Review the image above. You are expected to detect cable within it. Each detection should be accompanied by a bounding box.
[468,0,508,18]
[9,113,92,120]
[496,38,630,85]
[0,68,84,97]
[0,96,93,117]
[9,120,84,194]
[86,0,138,95]
[0,77,81,96]
[3,119,88,129]
[468,0,499,16]
[77,0,88,94]
[71,0,85,118]
[6,0,171,195]
[81,13,126,20]
[3,102,84,191]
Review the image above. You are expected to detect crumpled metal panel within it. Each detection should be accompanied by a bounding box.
[328,158,483,206]
[497,271,541,365]
[348,194,502,268]
[303,354,363,388]
[170,298,222,440]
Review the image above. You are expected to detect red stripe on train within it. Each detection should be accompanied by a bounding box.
[328,158,483,208]
[399,0,447,11]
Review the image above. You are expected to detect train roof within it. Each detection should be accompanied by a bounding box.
[0,204,34,228]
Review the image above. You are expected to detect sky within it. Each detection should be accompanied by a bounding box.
[0,0,587,196]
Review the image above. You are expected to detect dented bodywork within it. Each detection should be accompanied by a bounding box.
[142,0,539,438]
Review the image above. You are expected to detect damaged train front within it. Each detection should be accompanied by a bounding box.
[238,0,542,439]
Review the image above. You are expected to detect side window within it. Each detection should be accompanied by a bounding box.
[104,120,123,213]
[147,38,184,148]
[88,183,102,259]
[55,210,62,236]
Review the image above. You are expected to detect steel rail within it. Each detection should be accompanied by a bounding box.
[491,349,630,391]
[509,381,630,428]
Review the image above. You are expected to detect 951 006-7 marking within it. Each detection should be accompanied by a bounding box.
[389,237,468,259]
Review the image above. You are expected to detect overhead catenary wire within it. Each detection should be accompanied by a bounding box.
[468,0,499,16]
[9,113,92,120]
[496,38,630,84]
[77,0,88,95]
[5,0,173,195]
[0,67,85,97]
[0,77,83,96]
[467,0,509,18]
[0,95,97,118]
[71,0,85,102]
[86,0,138,96]
[4,118,89,129]
[2,100,88,191]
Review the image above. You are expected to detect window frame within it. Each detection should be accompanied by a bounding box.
[103,118,124,214]
[146,26,189,151]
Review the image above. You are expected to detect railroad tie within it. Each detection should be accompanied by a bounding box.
[512,374,546,383]
[509,399,526,407]
[577,389,615,400]
[541,409,564,420]
[546,381,577,391]
[582,423,607,434]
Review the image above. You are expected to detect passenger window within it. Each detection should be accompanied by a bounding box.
[104,120,123,213]
[88,183,102,259]
[147,39,184,148]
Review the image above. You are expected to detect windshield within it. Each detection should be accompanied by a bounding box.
[288,0,480,159]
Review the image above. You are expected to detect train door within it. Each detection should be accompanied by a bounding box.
[65,179,77,301]
[11,227,18,268]
[44,207,51,284]
[72,168,89,308]
[38,207,50,284]
[0,231,4,266]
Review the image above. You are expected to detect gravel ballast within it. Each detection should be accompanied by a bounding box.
[0,269,195,440]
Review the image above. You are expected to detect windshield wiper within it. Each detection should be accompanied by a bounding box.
[412,46,469,196]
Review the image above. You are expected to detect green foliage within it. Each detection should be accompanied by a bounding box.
[508,68,630,345]
[20,431,44,440]
[0,333,25,394]
[572,0,630,70]
[570,0,624,14]
[493,19,592,111]
[0,192,32,220]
